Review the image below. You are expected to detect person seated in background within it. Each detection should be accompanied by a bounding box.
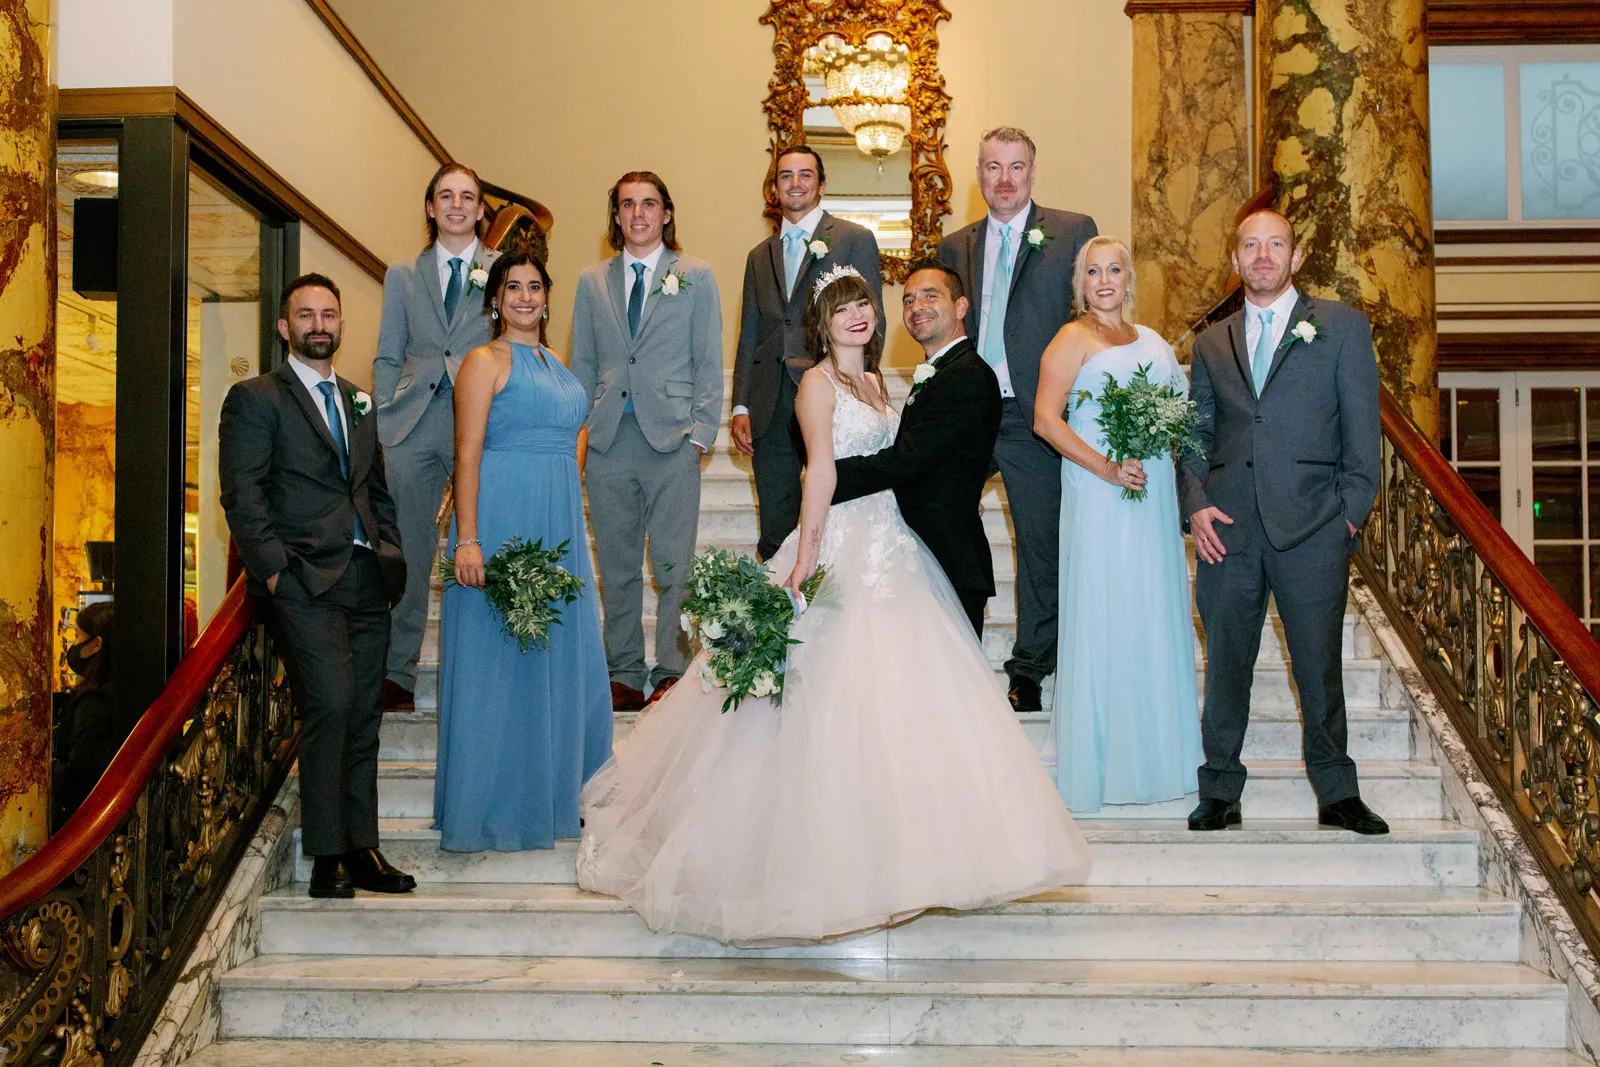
[53,602,120,821]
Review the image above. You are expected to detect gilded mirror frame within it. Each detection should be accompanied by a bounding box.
[760,0,953,284]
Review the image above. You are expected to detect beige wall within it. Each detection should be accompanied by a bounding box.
[330,0,1133,367]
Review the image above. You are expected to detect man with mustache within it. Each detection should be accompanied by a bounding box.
[939,127,1098,711]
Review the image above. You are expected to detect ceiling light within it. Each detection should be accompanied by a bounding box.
[77,170,119,190]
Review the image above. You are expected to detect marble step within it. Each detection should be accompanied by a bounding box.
[183,1042,1598,1067]
[371,759,1443,822]
[378,705,1416,764]
[256,883,1519,963]
[217,955,1566,1048]
[295,820,1481,888]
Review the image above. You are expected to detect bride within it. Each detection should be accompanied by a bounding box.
[577,267,1090,945]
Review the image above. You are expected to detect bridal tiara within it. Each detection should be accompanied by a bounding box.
[811,264,864,307]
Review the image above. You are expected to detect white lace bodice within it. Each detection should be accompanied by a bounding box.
[828,376,898,458]
[816,374,920,598]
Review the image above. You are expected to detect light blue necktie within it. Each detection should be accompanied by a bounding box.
[1251,308,1276,396]
[980,227,1012,370]
[628,261,646,338]
[443,256,463,322]
[317,380,369,545]
[783,229,807,299]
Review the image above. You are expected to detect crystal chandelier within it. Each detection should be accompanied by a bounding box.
[812,34,911,162]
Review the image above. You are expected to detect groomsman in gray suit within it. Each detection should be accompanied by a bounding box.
[731,145,882,560]
[939,127,1097,711]
[573,171,723,710]
[1181,209,1387,836]
[371,163,499,710]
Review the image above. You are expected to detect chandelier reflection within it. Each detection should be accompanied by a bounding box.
[809,34,911,162]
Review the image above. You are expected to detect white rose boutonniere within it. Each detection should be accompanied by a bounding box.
[346,387,372,424]
[653,268,691,297]
[908,359,940,403]
[1291,319,1318,344]
[467,262,490,292]
[1023,225,1050,251]
[808,236,831,258]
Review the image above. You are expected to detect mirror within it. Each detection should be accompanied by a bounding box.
[761,0,953,283]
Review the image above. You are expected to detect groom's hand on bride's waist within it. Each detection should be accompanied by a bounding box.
[1191,506,1233,564]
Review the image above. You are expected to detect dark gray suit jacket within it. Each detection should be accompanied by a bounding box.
[732,212,882,438]
[219,360,405,601]
[938,203,1097,417]
[1178,293,1381,552]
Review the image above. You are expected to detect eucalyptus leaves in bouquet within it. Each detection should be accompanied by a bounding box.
[437,537,585,651]
[1076,362,1206,501]
[680,548,827,713]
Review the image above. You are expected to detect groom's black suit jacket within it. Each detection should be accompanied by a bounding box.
[832,339,1002,596]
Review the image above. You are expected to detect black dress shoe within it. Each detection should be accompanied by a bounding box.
[1188,798,1242,831]
[344,848,417,893]
[308,855,355,898]
[1318,797,1390,835]
[1007,676,1043,713]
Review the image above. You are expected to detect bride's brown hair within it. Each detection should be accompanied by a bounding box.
[804,271,886,395]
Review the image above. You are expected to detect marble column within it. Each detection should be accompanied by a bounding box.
[0,0,57,873]
[1257,0,1437,436]
[1127,2,1253,358]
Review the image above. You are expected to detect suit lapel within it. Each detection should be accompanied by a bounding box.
[632,250,676,345]
[1224,311,1254,396]
[278,360,342,462]
[788,214,835,313]
[1260,292,1316,397]
[605,255,630,341]
[967,222,987,337]
[1006,203,1039,298]
[340,376,371,480]
[767,231,788,303]
[417,249,449,332]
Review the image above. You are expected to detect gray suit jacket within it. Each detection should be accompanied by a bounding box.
[731,212,882,438]
[571,250,724,454]
[371,246,500,447]
[1178,293,1381,552]
[938,203,1097,417]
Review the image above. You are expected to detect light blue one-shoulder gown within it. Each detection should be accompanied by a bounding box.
[435,343,613,851]
[1054,325,1203,813]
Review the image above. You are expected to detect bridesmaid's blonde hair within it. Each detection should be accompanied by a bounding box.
[1071,236,1136,317]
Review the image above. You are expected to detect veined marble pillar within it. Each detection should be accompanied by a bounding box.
[0,0,56,873]
[1257,0,1437,436]
[1127,1,1253,358]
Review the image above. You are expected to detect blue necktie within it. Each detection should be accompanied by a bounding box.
[980,227,1012,370]
[783,229,807,299]
[1251,308,1276,396]
[444,256,463,322]
[628,261,646,338]
[317,380,369,545]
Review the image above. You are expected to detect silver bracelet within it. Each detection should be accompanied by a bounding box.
[458,538,481,548]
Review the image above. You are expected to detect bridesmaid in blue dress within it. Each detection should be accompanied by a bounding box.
[435,252,612,850]
[1032,236,1204,813]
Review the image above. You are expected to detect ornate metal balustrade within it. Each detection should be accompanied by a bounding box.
[0,579,297,1067]
[1358,388,1600,954]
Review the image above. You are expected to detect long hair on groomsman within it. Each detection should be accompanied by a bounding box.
[606,171,682,253]
[1071,235,1137,317]
[804,270,886,410]
[422,162,487,247]
[484,252,554,346]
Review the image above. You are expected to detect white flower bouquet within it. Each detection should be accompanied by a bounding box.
[436,537,585,651]
[680,548,827,712]
[1076,362,1206,502]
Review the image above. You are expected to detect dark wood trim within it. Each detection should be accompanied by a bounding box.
[1439,331,1600,370]
[61,86,386,282]
[1438,308,1600,321]
[1439,255,1600,267]
[1428,0,1600,44]
[1123,0,1250,13]
[1437,227,1600,245]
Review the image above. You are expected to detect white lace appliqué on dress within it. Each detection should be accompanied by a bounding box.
[821,383,920,600]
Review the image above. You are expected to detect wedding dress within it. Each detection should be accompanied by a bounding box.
[577,373,1090,945]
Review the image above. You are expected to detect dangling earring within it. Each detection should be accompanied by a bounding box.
[491,304,499,320]
[542,309,549,320]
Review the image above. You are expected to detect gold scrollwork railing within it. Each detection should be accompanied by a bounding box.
[1,577,297,1067]
[1358,389,1600,955]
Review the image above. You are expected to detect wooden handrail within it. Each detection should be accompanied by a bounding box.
[0,576,255,920]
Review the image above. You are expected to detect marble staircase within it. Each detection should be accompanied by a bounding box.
[194,372,1586,1064]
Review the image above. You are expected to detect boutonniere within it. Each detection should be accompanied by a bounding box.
[1290,318,1318,345]
[1023,224,1050,251]
[346,386,372,424]
[908,352,947,402]
[653,268,692,297]
[807,234,831,258]
[467,261,490,293]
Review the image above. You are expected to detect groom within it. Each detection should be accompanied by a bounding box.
[1179,209,1386,836]
[832,262,1002,633]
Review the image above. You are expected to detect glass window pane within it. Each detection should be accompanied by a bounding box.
[1532,388,1581,461]
[1589,468,1600,541]
[186,166,262,645]
[1591,547,1600,619]
[1521,62,1600,220]
[1439,388,1454,459]
[54,139,120,694]
[1536,544,1584,616]
[1460,467,1501,522]
[1534,466,1582,539]
[1432,64,1510,221]
[1587,389,1600,458]
[1455,389,1499,461]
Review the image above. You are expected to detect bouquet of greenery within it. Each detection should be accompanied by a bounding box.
[680,548,828,713]
[436,537,585,652]
[1076,362,1206,501]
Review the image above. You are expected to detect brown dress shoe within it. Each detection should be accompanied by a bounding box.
[611,680,646,711]
[645,676,679,706]
[381,679,415,712]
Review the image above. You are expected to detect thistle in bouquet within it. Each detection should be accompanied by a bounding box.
[680,548,827,713]
[1076,362,1206,502]
[436,537,585,651]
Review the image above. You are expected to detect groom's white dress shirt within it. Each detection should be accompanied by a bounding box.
[1243,285,1300,357]
[977,201,1031,400]
[927,336,967,365]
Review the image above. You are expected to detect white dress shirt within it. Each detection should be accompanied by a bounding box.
[927,335,968,366]
[286,354,369,548]
[434,238,481,300]
[622,242,667,312]
[977,201,1032,399]
[1243,285,1300,359]
[732,208,827,422]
